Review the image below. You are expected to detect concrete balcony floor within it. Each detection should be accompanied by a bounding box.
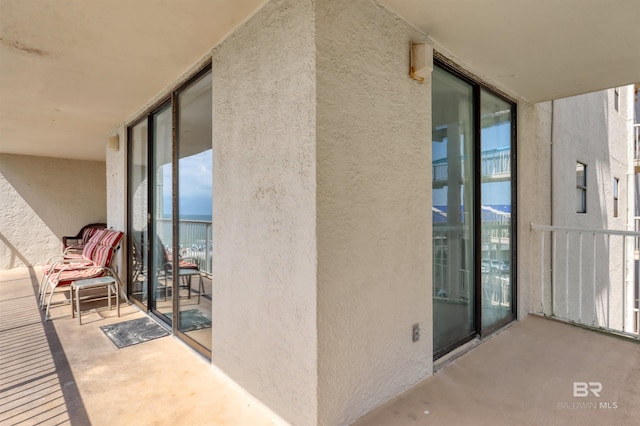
[356,314,640,426]
[2,267,640,425]
[0,267,281,426]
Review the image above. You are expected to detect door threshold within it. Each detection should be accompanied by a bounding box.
[433,320,517,372]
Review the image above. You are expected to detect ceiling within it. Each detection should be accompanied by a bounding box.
[1,0,639,161]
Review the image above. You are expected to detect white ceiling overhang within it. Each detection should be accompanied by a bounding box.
[1,0,639,161]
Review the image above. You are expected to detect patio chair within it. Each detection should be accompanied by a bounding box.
[40,229,125,320]
[61,222,107,252]
[38,228,111,302]
[156,238,204,303]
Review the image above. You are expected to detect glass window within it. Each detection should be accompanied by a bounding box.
[577,162,587,213]
[480,89,514,330]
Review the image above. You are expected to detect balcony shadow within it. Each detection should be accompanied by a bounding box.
[0,267,90,425]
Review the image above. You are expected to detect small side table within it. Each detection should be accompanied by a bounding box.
[178,269,204,304]
[71,276,120,325]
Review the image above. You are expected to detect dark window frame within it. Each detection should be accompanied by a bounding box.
[613,177,619,218]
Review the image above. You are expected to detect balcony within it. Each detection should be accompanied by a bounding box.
[4,266,638,425]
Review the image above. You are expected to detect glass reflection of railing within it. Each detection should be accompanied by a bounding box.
[433,221,511,302]
[432,147,511,185]
[156,218,213,275]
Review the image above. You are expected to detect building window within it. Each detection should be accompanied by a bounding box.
[614,88,619,112]
[577,162,587,213]
[613,177,619,217]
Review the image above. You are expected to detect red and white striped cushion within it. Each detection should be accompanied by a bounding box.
[91,245,115,268]
[42,259,93,275]
[81,241,101,260]
[99,230,124,249]
[47,267,106,287]
[82,227,104,244]
[87,228,109,245]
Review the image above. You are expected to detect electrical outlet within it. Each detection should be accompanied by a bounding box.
[412,323,420,342]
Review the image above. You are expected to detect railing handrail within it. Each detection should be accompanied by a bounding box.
[530,222,640,237]
[157,217,211,224]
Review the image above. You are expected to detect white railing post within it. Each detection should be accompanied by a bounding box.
[552,230,557,317]
[578,232,583,323]
[565,231,570,320]
[592,232,596,326]
[607,234,610,329]
[540,229,545,314]
[622,235,626,333]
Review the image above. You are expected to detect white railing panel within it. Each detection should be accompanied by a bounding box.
[530,223,639,339]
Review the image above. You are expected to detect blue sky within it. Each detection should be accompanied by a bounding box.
[162,149,212,218]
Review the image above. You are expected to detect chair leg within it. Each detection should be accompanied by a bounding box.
[44,285,57,321]
[39,277,51,308]
[38,272,50,307]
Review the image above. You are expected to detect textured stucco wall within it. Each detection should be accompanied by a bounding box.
[0,154,106,269]
[316,1,431,424]
[106,130,127,281]
[517,101,553,317]
[210,0,318,424]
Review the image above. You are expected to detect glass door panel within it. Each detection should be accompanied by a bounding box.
[480,89,514,330]
[432,66,476,355]
[128,120,149,307]
[176,70,213,351]
[152,104,174,321]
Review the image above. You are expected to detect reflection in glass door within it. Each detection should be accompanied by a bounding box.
[432,63,516,358]
[152,104,174,322]
[480,90,514,331]
[432,66,476,355]
[176,71,212,351]
[128,120,149,307]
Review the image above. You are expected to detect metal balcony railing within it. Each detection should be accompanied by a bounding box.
[433,147,511,188]
[530,223,640,338]
[157,218,213,275]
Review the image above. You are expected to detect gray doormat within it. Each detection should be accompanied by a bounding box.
[166,309,212,332]
[100,317,170,349]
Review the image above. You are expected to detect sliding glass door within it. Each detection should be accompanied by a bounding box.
[432,66,476,355]
[176,71,213,349]
[127,65,213,356]
[432,62,516,358]
[480,89,515,332]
